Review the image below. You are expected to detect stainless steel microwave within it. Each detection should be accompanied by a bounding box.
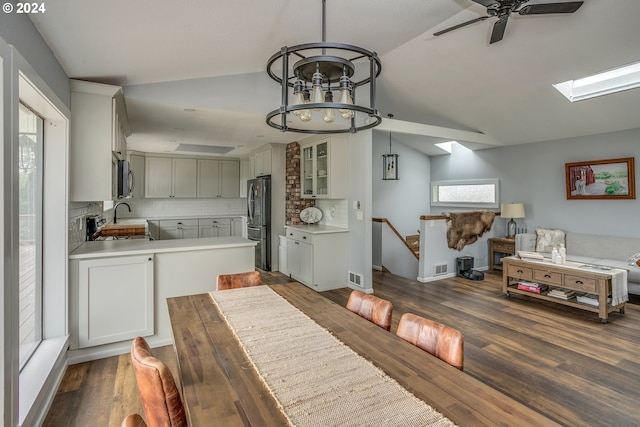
[117,160,135,198]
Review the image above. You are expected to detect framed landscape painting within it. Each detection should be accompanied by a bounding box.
[565,157,635,200]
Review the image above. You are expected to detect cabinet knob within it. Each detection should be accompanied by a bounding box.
[302,236,307,239]
[177,222,182,225]
[575,280,584,285]
[544,274,551,278]
[148,258,152,261]
[517,269,523,273]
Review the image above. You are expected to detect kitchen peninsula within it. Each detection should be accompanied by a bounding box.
[68,236,256,363]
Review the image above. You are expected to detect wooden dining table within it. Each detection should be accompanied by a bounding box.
[167,282,560,427]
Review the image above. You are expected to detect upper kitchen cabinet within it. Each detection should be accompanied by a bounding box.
[197,159,240,198]
[251,147,272,177]
[70,79,131,202]
[300,136,347,199]
[145,156,197,198]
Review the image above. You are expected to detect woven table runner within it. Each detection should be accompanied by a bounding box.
[210,286,456,427]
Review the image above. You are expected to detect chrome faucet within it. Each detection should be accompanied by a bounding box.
[113,202,131,224]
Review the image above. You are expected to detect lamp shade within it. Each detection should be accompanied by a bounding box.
[501,203,525,218]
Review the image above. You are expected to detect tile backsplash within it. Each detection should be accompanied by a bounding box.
[116,198,246,219]
[69,202,103,252]
[316,199,348,228]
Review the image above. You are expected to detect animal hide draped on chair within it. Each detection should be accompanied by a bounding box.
[444,211,495,251]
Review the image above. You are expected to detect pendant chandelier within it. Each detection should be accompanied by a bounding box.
[382,131,399,180]
[266,0,382,134]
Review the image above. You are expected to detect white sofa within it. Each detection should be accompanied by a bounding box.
[515,230,640,295]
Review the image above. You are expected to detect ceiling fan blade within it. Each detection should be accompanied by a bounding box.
[519,1,584,15]
[490,16,509,44]
[470,0,499,7]
[434,16,490,37]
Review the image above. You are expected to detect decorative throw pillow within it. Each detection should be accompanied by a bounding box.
[627,252,640,267]
[535,227,566,252]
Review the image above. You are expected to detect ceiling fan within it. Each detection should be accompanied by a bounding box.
[434,0,584,44]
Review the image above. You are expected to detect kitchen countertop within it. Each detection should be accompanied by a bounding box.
[70,236,256,260]
[285,224,349,234]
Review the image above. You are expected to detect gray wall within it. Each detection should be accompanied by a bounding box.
[430,128,640,238]
[0,12,70,108]
[347,131,373,293]
[372,131,431,238]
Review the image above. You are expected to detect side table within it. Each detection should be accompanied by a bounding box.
[489,237,515,271]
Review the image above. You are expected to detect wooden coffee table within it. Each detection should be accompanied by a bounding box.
[502,256,626,323]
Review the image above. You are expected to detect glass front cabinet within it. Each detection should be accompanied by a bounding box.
[300,136,347,199]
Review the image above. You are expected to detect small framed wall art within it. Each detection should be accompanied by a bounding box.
[565,157,635,200]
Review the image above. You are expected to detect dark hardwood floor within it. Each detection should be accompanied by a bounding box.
[44,270,640,427]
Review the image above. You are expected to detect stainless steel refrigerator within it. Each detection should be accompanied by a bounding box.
[247,176,271,270]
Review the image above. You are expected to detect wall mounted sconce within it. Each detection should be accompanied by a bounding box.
[382,132,399,180]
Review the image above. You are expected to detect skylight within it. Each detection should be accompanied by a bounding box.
[434,141,456,153]
[553,61,640,102]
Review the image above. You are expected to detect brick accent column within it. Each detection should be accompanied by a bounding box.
[286,142,315,225]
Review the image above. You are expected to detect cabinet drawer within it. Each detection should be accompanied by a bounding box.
[198,218,231,226]
[507,264,533,281]
[159,219,198,227]
[564,275,597,293]
[533,269,563,286]
[493,242,515,252]
[286,229,313,244]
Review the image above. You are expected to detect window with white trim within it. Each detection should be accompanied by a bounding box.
[431,179,500,208]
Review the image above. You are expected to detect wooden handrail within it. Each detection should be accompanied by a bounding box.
[420,211,501,221]
[373,218,419,260]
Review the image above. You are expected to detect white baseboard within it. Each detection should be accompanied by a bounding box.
[372,265,383,271]
[417,272,456,282]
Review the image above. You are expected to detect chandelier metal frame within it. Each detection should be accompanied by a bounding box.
[266,0,382,134]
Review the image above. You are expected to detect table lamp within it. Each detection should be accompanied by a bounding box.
[501,203,525,238]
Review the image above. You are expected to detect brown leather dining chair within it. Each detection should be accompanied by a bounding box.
[121,413,148,427]
[346,290,393,331]
[396,313,464,370]
[131,337,188,427]
[215,270,262,290]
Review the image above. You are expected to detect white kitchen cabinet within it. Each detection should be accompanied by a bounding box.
[70,79,130,201]
[239,160,250,198]
[145,156,197,198]
[231,217,244,237]
[285,227,348,291]
[196,159,240,198]
[287,233,313,286]
[77,255,154,348]
[252,148,272,177]
[159,219,198,240]
[300,136,347,199]
[198,218,231,238]
[129,153,145,199]
[173,158,198,197]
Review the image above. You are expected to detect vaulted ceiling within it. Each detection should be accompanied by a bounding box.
[30,0,640,157]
